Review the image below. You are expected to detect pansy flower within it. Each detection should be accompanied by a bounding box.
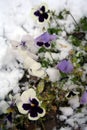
[34,5,48,22]
[35,32,57,48]
[80,91,87,105]
[57,59,74,74]
[16,88,45,120]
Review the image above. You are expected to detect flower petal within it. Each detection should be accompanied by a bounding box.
[28,68,46,78]
[39,15,44,22]
[16,102,28,114]
[21,88,36,103]
[35,32,57,44]
[31,98,39,106]
[43,13,48,19]
[37,106,43,114]
[38,108,46,117]
[80,91,87,104]
[44,42,50,47]
[37,42,43,46]
[40,6,45,12]
[22,103,31,110]
[34,10,40,16]
[28,113,39,121]
[57,59,74,73]
[28,107,45,120]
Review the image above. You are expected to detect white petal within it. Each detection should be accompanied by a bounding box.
[28,69,46,78]
[38,108,46,117]
[21,88,36,102]
[16,102,28,114]
[28,108,46,121]
[28,113,39,121]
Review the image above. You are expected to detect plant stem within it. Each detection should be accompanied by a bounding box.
[69,12,80,30]
[40,119,45,130]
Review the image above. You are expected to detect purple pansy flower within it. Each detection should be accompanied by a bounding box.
[34,5,48,22]
[80,91,87,104]
[57,59,74,73]
[35,32,57,48]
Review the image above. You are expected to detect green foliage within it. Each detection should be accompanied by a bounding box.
[58,11,64,19]
[48,28,62,34]
[37,80,45,94]
[77,53,87,66]
[40,58,51,68]
[80,17,87,31]
[38,47,47,53]
[70,36,81,46]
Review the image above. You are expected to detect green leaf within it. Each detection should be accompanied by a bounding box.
[70,36,81,46]
[48,28,62,34]
[37,80,45,93]
[58,11,64,19]
[80,17,87,31]
[41,59,50,68]
[38,47,47,53]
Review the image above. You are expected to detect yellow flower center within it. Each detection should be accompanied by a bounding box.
[31,103,35,107]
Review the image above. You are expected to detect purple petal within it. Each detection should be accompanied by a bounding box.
[37,42,43,46]
[44,42,50,47]
[39,15,44,22]
[35,32,57,44]
[20,41,26,47]
[30,108,38,117]
[37,106,43,114]
[57,59,74,73]
[80,91,87,104]
[34,10,40,16]
[22,103,31,110]
[31,98,39,106]
[40,6,45,12]
[43,13,48,19]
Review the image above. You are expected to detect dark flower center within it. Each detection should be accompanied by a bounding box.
[34,6,48,22]
[36,41,50,48]
[66,91,76,98]
[21,41,26,47]
[22,98,43,118]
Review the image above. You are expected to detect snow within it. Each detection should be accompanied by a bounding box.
[68,95,80,109]
[0,100,9,114]
[46,67,60,82]
[0,0,87,129]
[59,107,73,116]
[59,127,71,130]
[56,39,73,60]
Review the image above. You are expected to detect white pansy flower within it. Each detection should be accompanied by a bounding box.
[11,36,46,78]
[56,39,73,60]
[16,88,46,120]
